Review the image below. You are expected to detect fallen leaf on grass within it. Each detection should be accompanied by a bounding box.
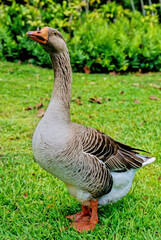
[36,108,45,118]
[47,204,53,209]
[105,98,111,101]
[131,83,143,87]
[109,71,116,76]
[23,192,28,198]
[149,84,161,90]
[25,106,33,110]
[35,102,43,109]
[17,60,21,65]
[89,97,102,104]
[149,96,159,100]
[136,72,141,76]
[75,98,83,105]
[25,103,43,111]
[142,196,148,199]
[119,100,125,104]
[120,91,124,95]
[134,99,141,104]
[83,65,90,74]
[45,97,50,101]
[158,176,161,180]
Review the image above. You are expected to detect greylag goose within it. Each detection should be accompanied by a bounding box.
[27,27,156,232]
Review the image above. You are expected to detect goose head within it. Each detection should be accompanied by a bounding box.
[26,27,68,54]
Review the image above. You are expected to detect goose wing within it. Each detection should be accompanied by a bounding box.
[81,126,144,172]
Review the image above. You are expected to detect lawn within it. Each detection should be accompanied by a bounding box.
[0,61,160,240]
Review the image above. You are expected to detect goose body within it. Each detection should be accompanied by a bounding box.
[27,27,156,232]
[33,116,155,206]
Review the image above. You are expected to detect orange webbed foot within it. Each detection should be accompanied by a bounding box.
[67,200,99,233]
[66,205,91,222]
[70,221,96,233]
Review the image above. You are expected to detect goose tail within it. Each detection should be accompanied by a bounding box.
[136,154,156,167]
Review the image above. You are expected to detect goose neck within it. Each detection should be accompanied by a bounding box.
[49,51,72,122]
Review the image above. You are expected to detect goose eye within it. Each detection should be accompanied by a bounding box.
[53,32,57,36]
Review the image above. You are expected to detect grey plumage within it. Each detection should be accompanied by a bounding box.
[27,27,156,207]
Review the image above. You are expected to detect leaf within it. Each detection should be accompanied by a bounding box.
[149,84,161,90]
[89,97,102,104]
[83,65,90,74]
[25,106,33,110]
[149,96,159,100]
[136,72,141,76]
[23,192,28,198]
[17,60,21,65]
[158,176,161,180]
[119,100,125,104]
[105,98,111,101]
[131,83,143,87]
[36,108,45,118]
[120,91,124,95]
[47,204,53,209]
[34,102,43,109]
[109,71,116,76]
[45,97,50,101]
[142,196,148,199]
[134,99,141,104]
[75,98,83,105]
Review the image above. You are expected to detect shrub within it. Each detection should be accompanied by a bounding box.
[69,12,161,72]
[0,1,161,72]
[0,25,18,61]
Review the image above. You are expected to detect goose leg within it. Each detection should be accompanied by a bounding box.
[66,205,91,222]
[69,200,99,232]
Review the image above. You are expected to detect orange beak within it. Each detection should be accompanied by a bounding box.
[26,27,49,44]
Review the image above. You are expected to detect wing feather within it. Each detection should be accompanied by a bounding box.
[81,127,144,172]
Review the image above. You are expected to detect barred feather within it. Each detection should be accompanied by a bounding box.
[81,127,144,172]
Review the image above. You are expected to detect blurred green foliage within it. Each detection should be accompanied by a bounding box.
[0,0,161,72]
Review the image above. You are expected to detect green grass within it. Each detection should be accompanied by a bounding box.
[0,61,160,240]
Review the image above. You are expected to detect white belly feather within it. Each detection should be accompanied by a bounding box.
[98,169,137,205]
[65,169,138,206]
